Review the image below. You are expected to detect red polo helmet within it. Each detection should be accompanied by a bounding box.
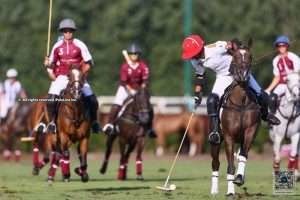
[181,35,205,60]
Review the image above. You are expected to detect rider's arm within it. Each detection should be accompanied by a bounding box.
[82,61,91,75]
[266,58,280,93]
[141,63,150,89]
[266,76,280,93]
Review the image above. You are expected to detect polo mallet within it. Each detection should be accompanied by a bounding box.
[156,112,195,191]
[46,0,53,56]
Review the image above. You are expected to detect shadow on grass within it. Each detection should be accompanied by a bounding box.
[83,177,199,182]
[72,186,150,192]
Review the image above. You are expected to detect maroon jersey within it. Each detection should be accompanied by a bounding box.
[120,60,149,89]
[49,39,92,77]
[272,52,300,84]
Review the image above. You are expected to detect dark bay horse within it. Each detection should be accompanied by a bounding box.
[47,68,91,183]
[100,88,152,180]
[210,40,261,196]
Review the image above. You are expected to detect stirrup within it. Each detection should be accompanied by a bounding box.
[103,124,114,135]
[208,131,221,144]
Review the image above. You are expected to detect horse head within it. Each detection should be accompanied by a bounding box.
[67,66,84,100]
[134,87,151,126]
[286,72,300,102]
[229,38,253,85]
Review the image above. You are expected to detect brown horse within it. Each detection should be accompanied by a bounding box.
[100,87,152,180]
[154,111,209,156]
[47,68,91,182]
[28,98,56,175]
[0,101,31,161]
[210,40,261,196]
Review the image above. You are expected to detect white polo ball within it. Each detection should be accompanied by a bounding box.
[169,184,176,190]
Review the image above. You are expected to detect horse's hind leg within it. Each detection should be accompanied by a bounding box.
[288,133,300,170]
[100,135,117,174]
[75,137,89,182]
[224,135,235,196]
[136,136,145,180]
[210,143,221,195]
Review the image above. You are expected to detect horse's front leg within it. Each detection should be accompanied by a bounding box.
[100,134,117,174]
[47,151,61,183]
[224,134,235,196]
[118,138,127,180]
[234,124,259,186]
[75,137,89,182]
[136,132,145,180]
[273,133,284,172]
[210,143,221,195]
[288,133,300,171]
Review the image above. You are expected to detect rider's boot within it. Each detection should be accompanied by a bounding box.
[143,108,157,138]
[103,104,121,135]
[207,93,221,144]
[257,91,280,125]
[46,94,59,133]
[83,94,101,134]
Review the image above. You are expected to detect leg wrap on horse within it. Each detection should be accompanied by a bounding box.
[136,159,143,175]
[60,150,70,177]
[207,93,221,144]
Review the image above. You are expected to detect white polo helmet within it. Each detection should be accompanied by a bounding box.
[6,68,18,78]
[58,18,77,31]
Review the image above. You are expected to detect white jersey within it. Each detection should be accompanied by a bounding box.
[3,79,22,108]
[190,41,232,76]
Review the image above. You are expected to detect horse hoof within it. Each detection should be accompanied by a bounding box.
[81,173,89,182]
[63,178,70,182]
[47,177,54,185]
[74,167,81,176]
[62,174,70,182]
[99,167,106,174]
[32,167,40,176]
[226,193,235,199]
[136,175,144,181]
[233,174,244,186]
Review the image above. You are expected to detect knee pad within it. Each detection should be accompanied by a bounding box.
[207,93,220,116]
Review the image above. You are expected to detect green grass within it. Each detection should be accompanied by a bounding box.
[0,154,299,200]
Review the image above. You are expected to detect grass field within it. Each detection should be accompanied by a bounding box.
[0,153,299,200]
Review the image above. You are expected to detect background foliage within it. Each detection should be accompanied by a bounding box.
[1,0,300,96]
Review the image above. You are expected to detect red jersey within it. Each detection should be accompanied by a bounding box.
[272,52,300,84]
[49,39,92,77]
[120,60,149,89]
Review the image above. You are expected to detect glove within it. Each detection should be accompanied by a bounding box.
[194,91,202,108]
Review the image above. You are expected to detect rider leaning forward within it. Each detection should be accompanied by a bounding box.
[44,18,100,134]
[181,35,280,144]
